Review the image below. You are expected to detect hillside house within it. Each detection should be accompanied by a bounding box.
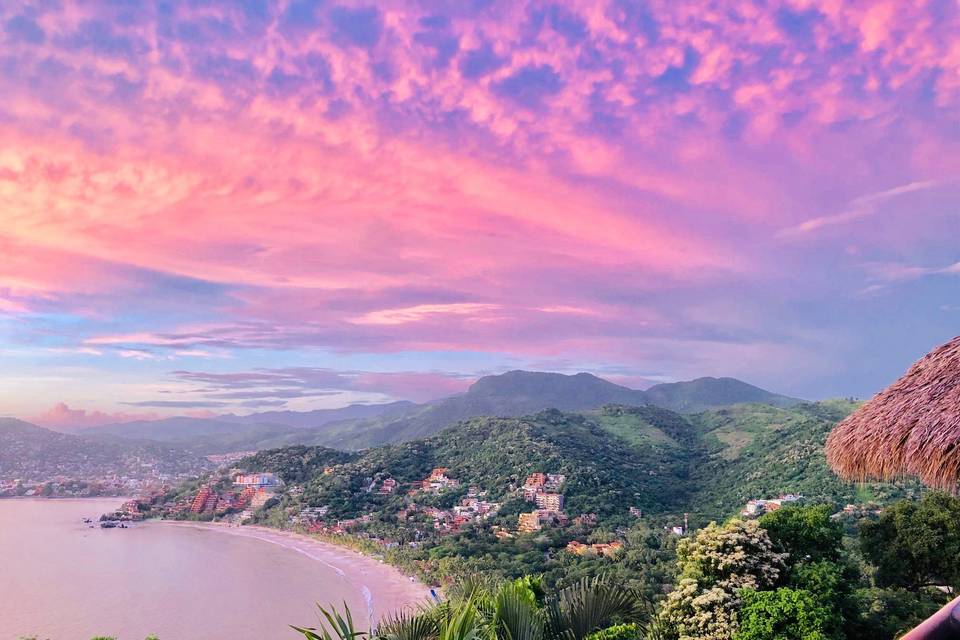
[234,472,280,488]
[522,472,566,502]
[741,494,802,517]
[190,486,218,514]
[574,513,598,527]
[535,492,565,511]
[249,487,275,510]
[518,510,568,533]
[518,511,543,533]
[422,468,460,492]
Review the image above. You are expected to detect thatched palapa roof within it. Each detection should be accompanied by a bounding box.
[826,336,960,492]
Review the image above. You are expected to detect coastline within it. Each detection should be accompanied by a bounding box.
[155,520,432,622]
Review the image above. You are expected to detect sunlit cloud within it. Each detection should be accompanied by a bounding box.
[1,0,959,416]
[31,402,157,430]
[350,303,502,326]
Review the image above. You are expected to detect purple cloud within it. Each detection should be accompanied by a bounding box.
[329,5,382,49]
[493,64,564,108]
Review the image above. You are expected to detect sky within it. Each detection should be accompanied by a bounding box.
[1,0,959,428]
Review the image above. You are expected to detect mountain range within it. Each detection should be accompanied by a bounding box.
[80,371,803,452]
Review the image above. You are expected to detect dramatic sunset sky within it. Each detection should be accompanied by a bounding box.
[1,0,958,427]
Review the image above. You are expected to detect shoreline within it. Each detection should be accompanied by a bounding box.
[155,520,432,622]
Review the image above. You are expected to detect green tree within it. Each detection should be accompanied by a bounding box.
[844,587,949,640]
[788,560,850,637]
[657,520,787,640]
[789,561,846,603]
[759,505,842,563]
[585,623,639,640]
[859,492,960,590]
[734,588,833,640]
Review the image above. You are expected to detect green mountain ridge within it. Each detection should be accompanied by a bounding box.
[78,371,804,453]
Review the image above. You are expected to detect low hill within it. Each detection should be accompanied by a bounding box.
[244,408,695,523]
[219,401,418,429]
[587,404,700,449]
[643,377,802,413]
[0,418,211,483]
[83,417,301,452]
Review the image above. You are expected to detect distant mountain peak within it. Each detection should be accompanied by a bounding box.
[468,370,628,393]
[644,376,802,413]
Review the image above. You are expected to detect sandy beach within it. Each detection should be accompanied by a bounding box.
[157,520,433,622]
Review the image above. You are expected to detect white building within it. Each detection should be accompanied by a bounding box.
[234,472,280,488]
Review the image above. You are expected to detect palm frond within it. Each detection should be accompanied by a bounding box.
[544,577,640,640]
[447,574,498,604]
[492,581,544,640]
[377,606,441,640]
[293,602,369,640]
[437,594,483,640]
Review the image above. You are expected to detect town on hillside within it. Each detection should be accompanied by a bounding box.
[113,462,819,563]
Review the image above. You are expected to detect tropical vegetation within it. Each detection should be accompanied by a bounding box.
[141,396,960,640]
[282,498,960,640]
[291,576,662,640]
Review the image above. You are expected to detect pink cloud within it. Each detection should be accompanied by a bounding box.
[31,403,157,430]
[0,1,958,403]
[350,303,502,326]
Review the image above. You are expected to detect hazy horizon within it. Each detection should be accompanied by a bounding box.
[3,369,816,429]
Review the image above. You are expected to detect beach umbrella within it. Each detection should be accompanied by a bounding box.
[826,336,960,493]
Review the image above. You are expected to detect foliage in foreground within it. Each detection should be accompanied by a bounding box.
[859,491,960,591]
[292,576,661,640]
[655,519,787,640]
[658,501,957,640]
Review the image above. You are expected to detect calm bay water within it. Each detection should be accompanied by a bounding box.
[0,499,380,640]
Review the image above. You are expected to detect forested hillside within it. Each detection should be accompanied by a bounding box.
[0,418,211,484]
[151,398,927,622]
[245,409,694,522]
[235,400,915,529]
[685,401,921,519]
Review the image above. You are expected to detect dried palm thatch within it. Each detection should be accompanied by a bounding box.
[826,336,960,493]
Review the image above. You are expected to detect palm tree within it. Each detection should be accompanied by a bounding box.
[293,576,659,640]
